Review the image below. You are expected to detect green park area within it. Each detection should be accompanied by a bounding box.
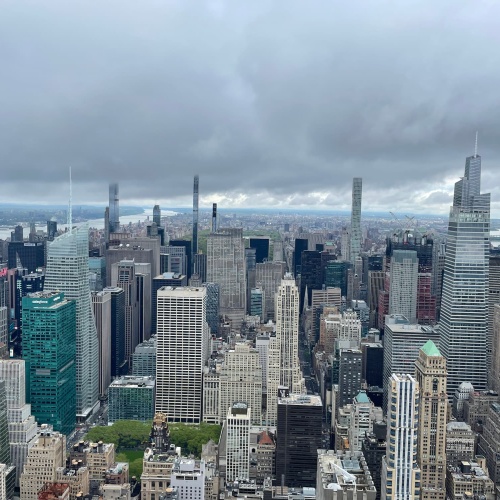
[85,420,222,478]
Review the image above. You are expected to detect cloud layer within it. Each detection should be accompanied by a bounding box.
[1,0,500,214]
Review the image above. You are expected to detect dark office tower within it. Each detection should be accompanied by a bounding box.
[245,247,256,272]
[350,177,362,263]
[250,237,270,264]
[170,240,192,279]
[104,206,110,242]
[284,223,290,232]
[112,260,139,361]
[204,282,220,335]
[362,342,384,388]
[324,260,348,296]
[11,225,23,242]
[193,253,207,283]
[108,183,120,233]
[7,241,45,272]
[193,175,199,262]
[135,263,152,344]
[440,143,490,394]
[103,287,127,377]
[46,219,57,241]
[338,349,362,408]
[14,271,45,329]
[300,250,322,309]
[275,393,322,487]
[22,291,77,435]
[364,254,383,285]
[153,204,161,227]
[212,203,217,233]
[320,251,336,284]
[293,238,308,277]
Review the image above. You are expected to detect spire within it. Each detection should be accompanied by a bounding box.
[68,166,72,232]
[474,131,478,158]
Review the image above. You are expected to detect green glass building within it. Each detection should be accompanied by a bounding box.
[324,261,348,296]
[22,291,76,436]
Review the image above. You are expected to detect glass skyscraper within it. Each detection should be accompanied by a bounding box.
[439,148,490,394]
[22,291,76,435]
[44,224,100,420]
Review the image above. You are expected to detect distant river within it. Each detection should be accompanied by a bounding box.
[0,209,177,240]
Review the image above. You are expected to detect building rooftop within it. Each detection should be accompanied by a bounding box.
[109,376,155,388]
[421,339,441,357]
[278,393,322,407]
[354,391,371,404]
[446,421,473,432]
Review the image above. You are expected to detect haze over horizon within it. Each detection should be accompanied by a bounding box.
[1,1,499,215]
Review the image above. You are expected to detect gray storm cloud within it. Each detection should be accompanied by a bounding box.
[0,0,499,214]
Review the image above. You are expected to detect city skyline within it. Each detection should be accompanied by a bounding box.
[1,2,500,215]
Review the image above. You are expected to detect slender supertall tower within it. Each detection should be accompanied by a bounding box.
[212,203,217,233]
[193,175,199,264]
[109,183,120,233]
[350,177,362,263]
[439,139,490,394]
[415,340,447,500]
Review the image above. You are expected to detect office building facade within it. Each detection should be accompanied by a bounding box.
[439,147,490,393]
[22,292,76,435]
[156,287,209,423]
[44,224,99,420]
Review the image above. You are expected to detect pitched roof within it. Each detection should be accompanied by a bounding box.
[257,431,274,446]
[421,339,441,357]
[355,391,370,404]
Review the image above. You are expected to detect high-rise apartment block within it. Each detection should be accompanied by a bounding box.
[22,291,76,435]
[381,374,420,500]
[350,177,362,263]
[415,340,447,500]
[44,224,100,420]
[156,286,209,423]
[439,147,490,394]
[207,228,246,324]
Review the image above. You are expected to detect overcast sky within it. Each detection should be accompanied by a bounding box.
[1,1,500,215]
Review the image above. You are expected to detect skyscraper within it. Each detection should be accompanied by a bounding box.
[439,144,490,393]
[44,224,100,420]
[91,290,112,399]
[381,374,420,500]
[108,183,120,233]
[389,250,418,323]
[275,274,304,393]
[156,286,209,423]
[225,403,251,482]
[22,291,76,435]
[153,204,161,227]
[415,340,447,500]
[350,177,362,263]
[207,228,246,324]
[193,175,199,269]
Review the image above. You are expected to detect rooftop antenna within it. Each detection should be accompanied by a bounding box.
[68,166,72,232]
[475,131,478,158]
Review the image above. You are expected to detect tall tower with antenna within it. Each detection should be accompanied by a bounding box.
[44,169,100,420]
[193,175,199,268]
[439,136,490,394]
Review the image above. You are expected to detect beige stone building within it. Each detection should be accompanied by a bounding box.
[20,425,66,500]
[415,340,448,500]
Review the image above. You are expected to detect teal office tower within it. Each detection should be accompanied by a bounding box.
[22,291,76,435]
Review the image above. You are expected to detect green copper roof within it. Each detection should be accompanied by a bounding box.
[355,391,370,404]
[421,339,441,357]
